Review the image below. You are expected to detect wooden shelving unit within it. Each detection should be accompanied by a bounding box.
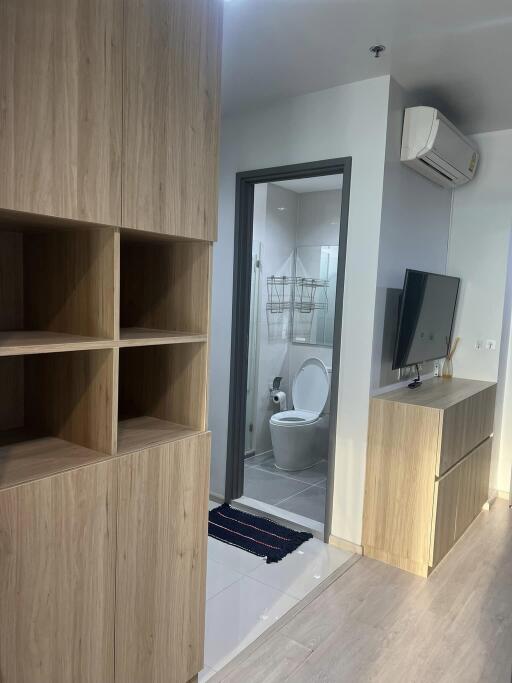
[0,0,220,679]
[0,225,210,490]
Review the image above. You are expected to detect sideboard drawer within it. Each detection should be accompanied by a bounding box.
[431,438,492,568]
[438,385,496,476]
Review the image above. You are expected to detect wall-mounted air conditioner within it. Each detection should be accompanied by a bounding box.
[401,106,479,189]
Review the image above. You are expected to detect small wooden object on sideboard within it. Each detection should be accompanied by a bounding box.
[362,377,496,577]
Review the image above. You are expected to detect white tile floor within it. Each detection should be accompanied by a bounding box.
[201,503,352,679]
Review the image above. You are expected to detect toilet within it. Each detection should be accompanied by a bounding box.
[270,357,331,471]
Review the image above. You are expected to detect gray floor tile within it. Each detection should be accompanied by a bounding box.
[245,452,274,468]
[243,466,311,505]
[254,456,328,486]
[276,485,326,523]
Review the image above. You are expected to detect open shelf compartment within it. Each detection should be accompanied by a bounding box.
[117,343,207,454]
[0,227,117,355]
[120,235,210,345]
[0,350,116,489]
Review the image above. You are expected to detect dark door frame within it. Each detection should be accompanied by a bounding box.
[225,157,352,542]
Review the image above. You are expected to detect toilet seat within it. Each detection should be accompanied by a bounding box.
[270,409,319,426]
[269,357,331,471]
[292,357,330,414]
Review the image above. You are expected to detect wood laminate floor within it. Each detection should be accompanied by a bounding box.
[212,499,512,683]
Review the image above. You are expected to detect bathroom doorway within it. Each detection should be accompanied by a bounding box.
[227,158,351,538]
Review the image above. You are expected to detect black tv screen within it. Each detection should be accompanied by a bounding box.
[392,269,460,370]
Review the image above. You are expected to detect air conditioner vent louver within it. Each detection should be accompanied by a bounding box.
[417,157,456,184]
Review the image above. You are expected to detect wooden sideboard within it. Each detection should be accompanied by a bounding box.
[362,378,496,577]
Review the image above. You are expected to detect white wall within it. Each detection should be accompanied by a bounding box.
[209,76,391,546]
[296,189,342,246]
[371,78,453,389]
[447,129,512,495]
[252,186,341,456]
[290,189,341,356]
[252,183,297,455]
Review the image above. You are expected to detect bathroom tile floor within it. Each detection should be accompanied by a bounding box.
[201,500,352,680]
[243,453,328,523]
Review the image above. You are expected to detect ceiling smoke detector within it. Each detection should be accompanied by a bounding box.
[369,44,386,58]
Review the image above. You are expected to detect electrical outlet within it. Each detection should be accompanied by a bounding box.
[434,361,440,377]
[475,340,483,351]
[486,339,497,351]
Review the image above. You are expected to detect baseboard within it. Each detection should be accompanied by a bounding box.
[496,489,510,501]
[209,492,225,504]
[329,534,363,555]
[245,448,273,463]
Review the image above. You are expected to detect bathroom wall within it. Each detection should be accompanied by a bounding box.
[288,189,341,384]
[250,185,341,456]
[252,183,297,455]
[295,189,342,246]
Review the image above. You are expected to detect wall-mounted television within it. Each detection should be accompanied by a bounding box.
[392,269,460,371]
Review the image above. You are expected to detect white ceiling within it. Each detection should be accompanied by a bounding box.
[272,174,343,193]
[222,0,512,134]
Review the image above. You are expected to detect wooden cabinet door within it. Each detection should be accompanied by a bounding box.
[122,0,222,239]
[439,385,496,475]
[431,438,492,569]
[115,433,210,683]
[454,438,491,543]
[0,0,122,224]
[0,461,116,683]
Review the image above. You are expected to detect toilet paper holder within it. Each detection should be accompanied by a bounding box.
[272,376,282,391]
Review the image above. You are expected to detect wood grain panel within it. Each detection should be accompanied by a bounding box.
[0,460,116,683]
[439,385,496,475]
[120,239,210,334]
[0,231,23,330]
[122,0,222,239]
[455,438,491,543]
[0,0,122,224]
[0,434,114,490]
[117,415,202,455]
[377,377,496,410]
[431,438,492,569]
[119,343,208,431]
[0,331,116,356]
[430,464,459,567]
[24,228,118,339]
[25,349,117,455]
[362,398,441,572]
[116,433,210,683]
[119,328,208,347]
[0,357,24,431]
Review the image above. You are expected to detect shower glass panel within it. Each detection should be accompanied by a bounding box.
[245,241,262,455]
[292,245,338,347]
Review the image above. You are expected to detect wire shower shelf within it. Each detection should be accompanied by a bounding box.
[266,275,328,314]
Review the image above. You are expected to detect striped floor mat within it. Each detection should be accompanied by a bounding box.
[208,504,313,564]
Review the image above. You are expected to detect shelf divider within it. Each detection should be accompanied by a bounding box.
[0,330,115,356]
[117,416,202,455]
[119,327,207,347]
[0,433,115,491]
